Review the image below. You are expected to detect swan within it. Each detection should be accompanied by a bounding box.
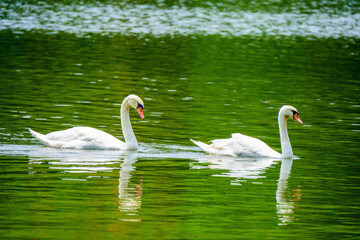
[29,94,145,150]
[191,105,303,158]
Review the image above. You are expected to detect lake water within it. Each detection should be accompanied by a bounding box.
[0,1,360,239]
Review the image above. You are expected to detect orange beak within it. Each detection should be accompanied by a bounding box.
[293,113,303,124]
[137,106,145,120]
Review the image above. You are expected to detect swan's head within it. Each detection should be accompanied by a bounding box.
[125,94,145,119]
[280,105,303,124]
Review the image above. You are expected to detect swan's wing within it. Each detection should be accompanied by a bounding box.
[232,133,280,157]
[46,127,107,141]
[30,127,125,149]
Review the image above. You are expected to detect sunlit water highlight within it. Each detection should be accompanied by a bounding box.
[1,2,359,38]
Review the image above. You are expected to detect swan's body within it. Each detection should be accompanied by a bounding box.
[191,105,303,158]
[29,94,145,150]
[191,133,281,158]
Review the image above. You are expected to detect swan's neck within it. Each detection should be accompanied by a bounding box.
[278,112,293,158]
[121,99,138,150]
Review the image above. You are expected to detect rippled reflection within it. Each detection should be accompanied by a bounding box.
[26,148,123,176]
[118,153,142,220]
[190,155,279,184]
[191,155,301,225]
[276,159,301,225]
[23,145,144,220]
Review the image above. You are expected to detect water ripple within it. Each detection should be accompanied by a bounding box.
[0,2,359,38]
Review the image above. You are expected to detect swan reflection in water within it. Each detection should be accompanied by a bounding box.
[27,148,124,175]
[191,156,278,184]
[22,146,142,220]
[276,159,301,225]
[191,155,301,225]
[118,152,142,219]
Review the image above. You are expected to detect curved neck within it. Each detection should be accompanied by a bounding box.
[278,112,293,158]
[121,98,138,150]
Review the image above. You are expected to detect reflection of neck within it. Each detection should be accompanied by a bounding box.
[278,111,292,158]
[121,98,137,150]
[277,159,293,193]
[118,154,141,216]
[119,154,137,199]
[276,159,294,225]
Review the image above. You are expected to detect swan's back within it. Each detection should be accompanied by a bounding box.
[228,133,280,158]
[29,127,126,150]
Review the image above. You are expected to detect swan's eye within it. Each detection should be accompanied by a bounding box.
[137,103,144,109]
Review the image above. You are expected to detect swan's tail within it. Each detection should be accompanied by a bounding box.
[190,138,210,151]
[29,128,50,147]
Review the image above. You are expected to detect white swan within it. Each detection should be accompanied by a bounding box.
[29,94,144,150]
[191,105,303,158]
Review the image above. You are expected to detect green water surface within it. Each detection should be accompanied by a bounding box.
[0,2,360,239]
